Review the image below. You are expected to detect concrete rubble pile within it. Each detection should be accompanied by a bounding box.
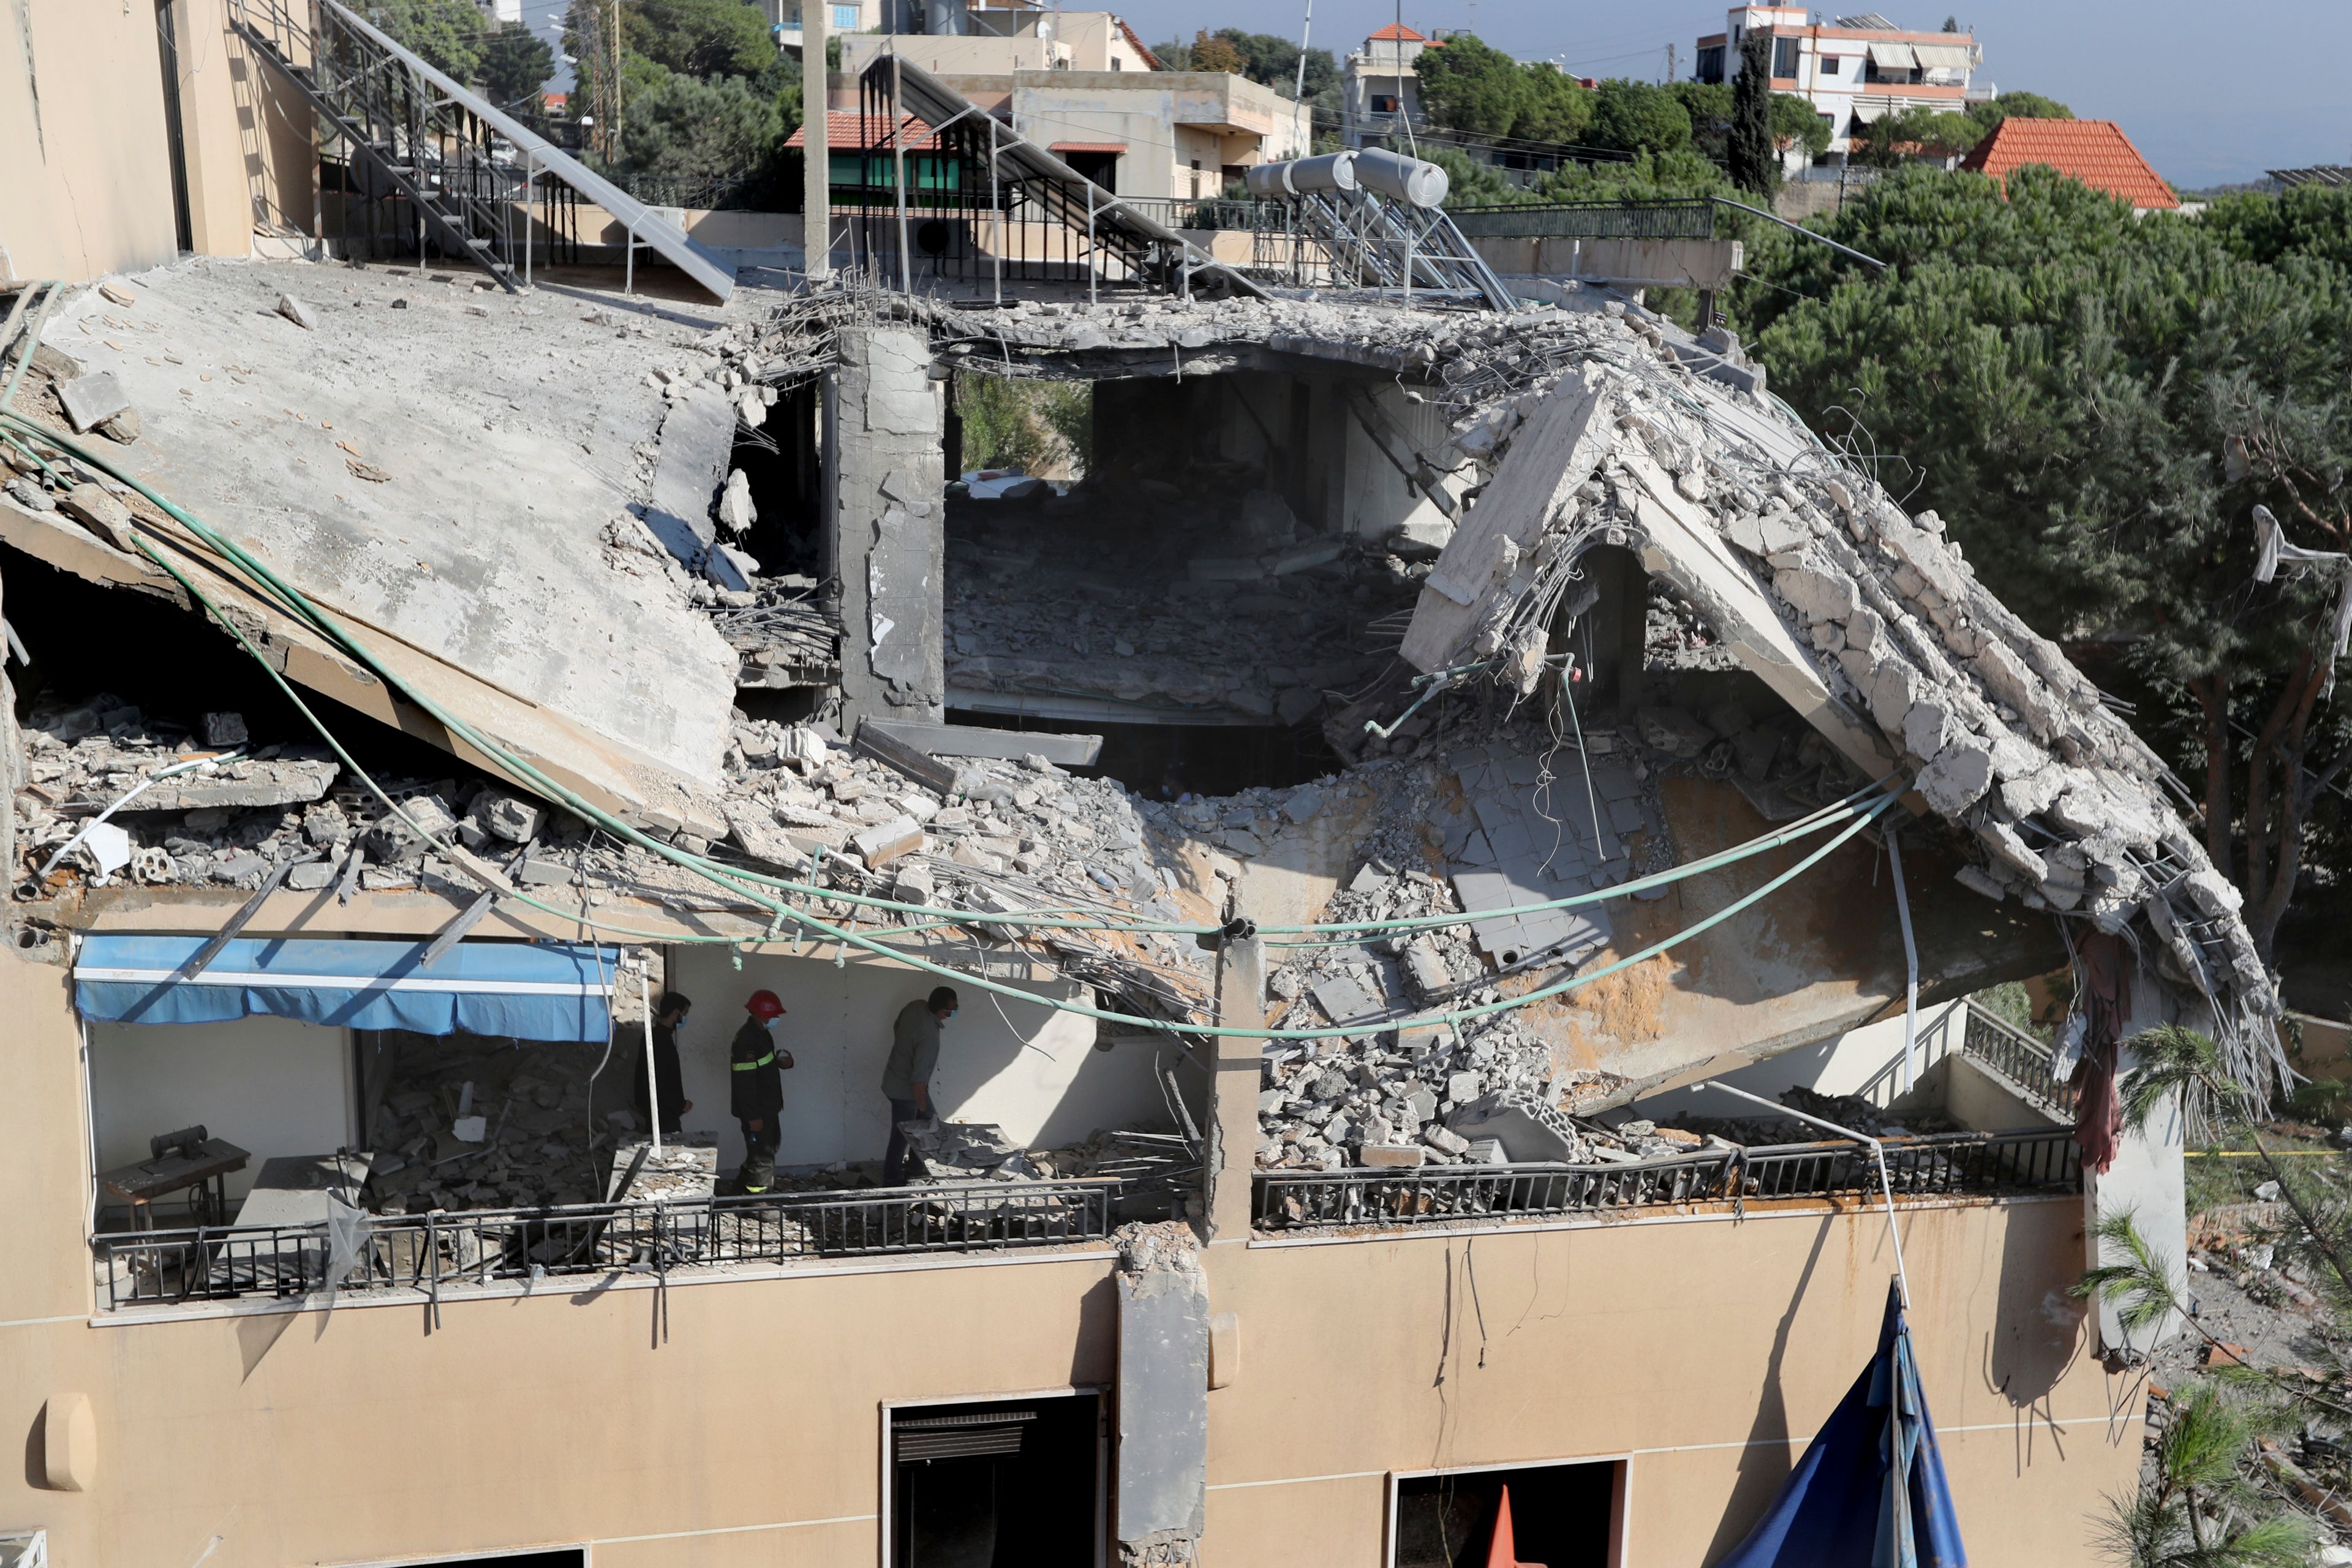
[580,720,1223,1023]
[364,1033,606,1215]
[944,496,1413,726]
[710,584,841,690]
[11,696,615,898]
[1657,1085,1955,1150]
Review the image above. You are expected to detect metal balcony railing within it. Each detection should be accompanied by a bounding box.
[1446,198,1719,242]
[96,1178,1120,1311]
[1254,1128,2079,1233]
[1959,1000,2076,1117]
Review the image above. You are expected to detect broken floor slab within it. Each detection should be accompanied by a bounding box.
[37,258,743,788]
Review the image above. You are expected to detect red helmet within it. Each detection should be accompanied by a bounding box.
[747,990,785,1019]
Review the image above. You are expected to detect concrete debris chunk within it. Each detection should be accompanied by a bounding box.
[203,711,249,747]
[56,371,130,433]
[1637,706,1713,760]
[477,790,545,845]
[850,815,925,867]
[4,477,57,513]
[717,469,756,534]
[275,293,319,330]
[1447,1090,1582,1163]
[1401,941,1452,1002]
[1774,566,1858,625]
[58,483,140,552]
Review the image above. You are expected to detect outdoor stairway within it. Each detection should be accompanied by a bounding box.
[229,0,733,301]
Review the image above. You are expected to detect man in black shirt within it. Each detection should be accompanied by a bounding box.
[631,990,693,1136]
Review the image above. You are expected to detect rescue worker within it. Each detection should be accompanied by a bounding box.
[631,990,693,1137]
[730,989,793,1193]
[880,986,957,1184]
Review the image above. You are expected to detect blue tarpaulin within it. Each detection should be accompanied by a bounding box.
[74,935,619,1042]
[1715,1280,1966,1568]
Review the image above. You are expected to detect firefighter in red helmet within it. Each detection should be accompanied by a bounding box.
[731,989,793,1193]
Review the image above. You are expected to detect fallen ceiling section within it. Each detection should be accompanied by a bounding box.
[26,259,745,807]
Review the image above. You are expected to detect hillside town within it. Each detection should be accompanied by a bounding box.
[2,2,2349,1566]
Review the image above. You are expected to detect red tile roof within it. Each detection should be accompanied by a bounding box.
[1112,13,1163,70]
[1050,141,1128,155]
[1960,118,2179,210]
[783,111,944,151]
[1366,22,1425,41]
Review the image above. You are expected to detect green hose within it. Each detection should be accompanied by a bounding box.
[2,405,1900,1040]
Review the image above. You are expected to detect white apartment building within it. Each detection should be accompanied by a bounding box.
[1340,23,1431,148]
[1695,7,1986,162]
[839,9,1160,78]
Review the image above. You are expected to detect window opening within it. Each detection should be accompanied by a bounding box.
[1392,1460,1620,1568]
[889,1394,1102,1567]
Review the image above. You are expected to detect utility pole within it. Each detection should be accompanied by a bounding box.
[597,0,616,160]
[1667,42,1677,83]
[802,0,830,279]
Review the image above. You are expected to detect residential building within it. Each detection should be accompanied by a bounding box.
[1962,117,2181,211]
[1009,69,1308,198]
[0,7,2260,1566]
[1697,7,1985,163]
[839,12,1161,79]
[1341,22,1436,148]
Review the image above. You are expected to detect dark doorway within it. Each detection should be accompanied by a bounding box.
[154,0,195,254]
[731,380,824,579]
[1393,1460,1620,1568]
[890,1393,1101,1567]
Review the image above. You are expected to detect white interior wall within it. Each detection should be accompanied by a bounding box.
[87,1017,355,1205]
[1340,385,1455,544]
[665,948,1171,1172]
[2088,967,2191,1357]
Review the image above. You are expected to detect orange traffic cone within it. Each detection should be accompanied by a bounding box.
[1483,1484,1547,1568]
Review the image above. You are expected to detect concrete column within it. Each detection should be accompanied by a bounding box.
[1204,932,1264,1242]
[1583,544,1648,724]
[827,325,945,733]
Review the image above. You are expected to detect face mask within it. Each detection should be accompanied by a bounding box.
[763,1016,779,1031]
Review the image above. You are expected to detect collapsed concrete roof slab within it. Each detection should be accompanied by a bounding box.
[36,258,744,793]
[0,498,734,839]
[1393,296,2283,1088]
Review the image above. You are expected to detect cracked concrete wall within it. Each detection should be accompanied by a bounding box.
[829,325,946,731]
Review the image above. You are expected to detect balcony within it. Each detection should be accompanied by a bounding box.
[94,1178,1122,1313]
[1255,1128,2080,1234]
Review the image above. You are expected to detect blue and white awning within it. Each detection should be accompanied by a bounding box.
[74,935,621,1042]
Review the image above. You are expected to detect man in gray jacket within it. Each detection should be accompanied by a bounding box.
[880,986,957,1183]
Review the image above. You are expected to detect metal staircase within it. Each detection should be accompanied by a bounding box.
[230,0,733,301]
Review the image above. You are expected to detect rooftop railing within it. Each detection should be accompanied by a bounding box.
[1959,1001,2077,1117]
[96,1178,1120,1311]
[1254,1126,2079,1233]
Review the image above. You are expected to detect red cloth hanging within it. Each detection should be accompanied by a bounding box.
[2069,932,2131,1174]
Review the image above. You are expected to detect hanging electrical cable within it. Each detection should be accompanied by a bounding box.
[0,400,1900,1041]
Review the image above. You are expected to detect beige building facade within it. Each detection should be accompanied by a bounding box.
[1,0,312,284]
[1,907,2137,1567]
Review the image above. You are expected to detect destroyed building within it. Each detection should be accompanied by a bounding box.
[0,13,2267,1567]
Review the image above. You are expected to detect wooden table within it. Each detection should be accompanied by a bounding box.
[99,1139,249,1230]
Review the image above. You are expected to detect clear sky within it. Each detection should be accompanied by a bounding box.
[1107,0,2352,189]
